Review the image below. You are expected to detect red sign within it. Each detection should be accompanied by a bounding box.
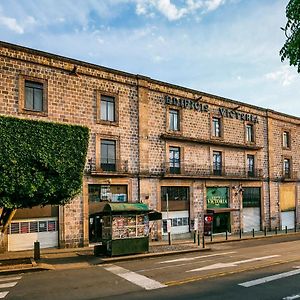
[204,214,213,236]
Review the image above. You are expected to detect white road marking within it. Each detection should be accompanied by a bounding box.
[283,294,300,300]
[0,282,18,289]
[103,264,166,290]
[239,267,300,288]
[158,252,237,264]
[0,276,22,282]
[188,255,280,272]
[0,291,9,299]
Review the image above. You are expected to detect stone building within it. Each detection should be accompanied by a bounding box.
[0,41,299,251]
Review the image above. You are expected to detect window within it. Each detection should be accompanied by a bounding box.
[88,185,128,202]
[101,139,116,171]
[212,117,221,137]
[283,158,291,178]
[169,109,180,131]
[246,124,254,143]
[283,131,290,148]
[161,186,189,211]
[101,95,115,122]
[25,81,44,111]
[247,154,255,177]
[169,147,180,174]
[19,76,48,115]
[213,151,222,175]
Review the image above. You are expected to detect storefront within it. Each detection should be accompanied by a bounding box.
[206,187,231,233]
[280,184,296,230]
[242,187,261,232]
[161,186,190,237]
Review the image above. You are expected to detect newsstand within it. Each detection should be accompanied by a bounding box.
[101,203,150,256]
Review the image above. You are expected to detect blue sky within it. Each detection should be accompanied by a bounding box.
[0,0,299,117]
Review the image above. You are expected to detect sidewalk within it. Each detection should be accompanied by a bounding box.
[1,230,300,275]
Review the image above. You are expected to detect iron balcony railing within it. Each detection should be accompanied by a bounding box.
[87,159,132,175]
[163,162,264,179]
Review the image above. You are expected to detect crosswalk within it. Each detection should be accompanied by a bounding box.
[0,276,22,299]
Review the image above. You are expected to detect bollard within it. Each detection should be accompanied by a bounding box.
[285,226,288,234]
[252,228,255,238]
[225,231,228,240]
[194,231,196,243]
[295,225,297,233]
[239,229,242,239]
[210,233,213,242]
[197,232,200,246]
[275,227,277,235]
[34,241,40,260]
[264,227,267,236]
[202,235,205,248]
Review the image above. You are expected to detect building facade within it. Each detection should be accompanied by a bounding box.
[0,41,299,251]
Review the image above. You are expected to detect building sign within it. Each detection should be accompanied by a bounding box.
[165,95,259,123]
[165,95,209,113]
[206,187,229,208]
[218,108,258,123]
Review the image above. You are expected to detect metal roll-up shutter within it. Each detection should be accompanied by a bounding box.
[162,211,189,235]
[281,211,295,230]
[243,207,261,232]
[8,217,58,251]
[242,187,261,232]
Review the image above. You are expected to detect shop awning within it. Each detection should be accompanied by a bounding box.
[103,203,150,213]
[207,208,240,213]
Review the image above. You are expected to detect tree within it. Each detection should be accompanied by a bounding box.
[280,0,300,73]
[0,115,89,241]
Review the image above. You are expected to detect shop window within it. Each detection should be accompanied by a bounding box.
[161,186,189,211]
[247,154,255,177]
[213,151,222,175]
[283,131,290,149]
[88,184,128,202]
[242,187,261,207]
[246,124,254,143]
[169,109,180,131]
[169,146,180,174]
[212,117,222,138]
[38,221,47,232]
[101,139,116,171]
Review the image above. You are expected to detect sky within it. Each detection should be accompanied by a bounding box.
[0,0,299,117]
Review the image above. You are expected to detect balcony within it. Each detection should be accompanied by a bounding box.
[88,159,131,176]
[163,161,264,179]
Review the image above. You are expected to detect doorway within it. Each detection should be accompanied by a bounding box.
[213,212,230,233]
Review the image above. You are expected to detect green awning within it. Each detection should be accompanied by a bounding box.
[103,203,149,212]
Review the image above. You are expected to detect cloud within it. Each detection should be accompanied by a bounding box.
[134,0,226,21]
[264,66,298,87]
[0,15,24,34]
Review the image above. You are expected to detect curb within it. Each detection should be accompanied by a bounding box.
[97,247,211,264]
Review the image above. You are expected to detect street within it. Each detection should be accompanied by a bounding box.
[3,236,300,300]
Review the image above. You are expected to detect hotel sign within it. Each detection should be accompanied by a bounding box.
[165,95,259,123]
[206,187,229,209]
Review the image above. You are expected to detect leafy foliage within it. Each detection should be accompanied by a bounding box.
[280,0,300,73]
[0,115,89,209]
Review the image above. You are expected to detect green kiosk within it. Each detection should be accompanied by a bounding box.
[101,203,150,256]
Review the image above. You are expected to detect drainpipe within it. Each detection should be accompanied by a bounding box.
[136,75,141,203]
[266,110,271,230]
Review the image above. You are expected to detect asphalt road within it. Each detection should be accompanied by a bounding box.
[3,235,300,300]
